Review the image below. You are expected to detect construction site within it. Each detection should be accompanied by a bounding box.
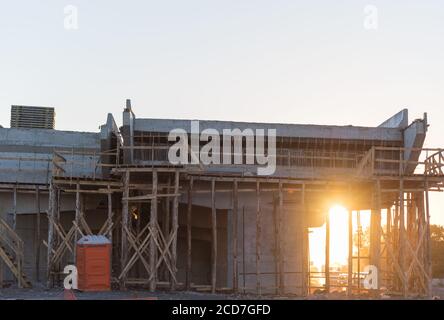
[0,101,442,299]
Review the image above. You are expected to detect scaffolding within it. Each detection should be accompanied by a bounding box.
[0,140,441,297]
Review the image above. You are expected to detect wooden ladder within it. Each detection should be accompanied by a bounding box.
[0,218,32,288]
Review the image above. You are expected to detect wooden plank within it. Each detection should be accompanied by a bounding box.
[0,183,49,191]
[424,178,432,295]
[256,181,261,295]
[301,183,308,296]
[12,186,17,230]
[272,194,279,294]
[211,178,217,294]
[171,170,180,290]
[63,189,116,194]
[120,171,130,289]
[0,253,3,287]
[52,178,121,187]
[149,169,158,292]
[107,185,113,241]
[186,177,193,290]
[163,175,171,283]
[374,180,382,289]
[232,179,239,293]
[74,183,80,261]
[122,193,181,201]
[399,179,407,296]
[348,209,353,296]
[46,183,56,288]
[34,185,41,282]
[325,211,330,293]
[278,181,284,294]
[357,211,361,294]
[301,183,310,296]
[386,206,392,288]
[107,184,113,274]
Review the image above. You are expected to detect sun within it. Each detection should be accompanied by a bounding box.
[309,205,350,270]
[328,205,350,266]
[309,205,371,271]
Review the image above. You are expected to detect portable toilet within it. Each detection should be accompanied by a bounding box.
[76,235,111,291]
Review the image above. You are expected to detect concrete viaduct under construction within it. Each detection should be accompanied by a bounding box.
[0,100,442,297]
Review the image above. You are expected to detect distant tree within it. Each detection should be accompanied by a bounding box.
[431,224,444,278]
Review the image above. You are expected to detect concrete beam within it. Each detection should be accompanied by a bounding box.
[379,109,409,129]
[403,115,428,174]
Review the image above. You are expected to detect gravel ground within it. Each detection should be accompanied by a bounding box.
[0,288,239,300]
[0,284,443,300]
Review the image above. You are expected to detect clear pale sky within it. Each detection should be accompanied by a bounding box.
[1,1,443,223]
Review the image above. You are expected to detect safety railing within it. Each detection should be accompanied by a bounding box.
[356,146,444,178]
[54,144,444,179]
[121,145,366,173]
[425,149,444,176]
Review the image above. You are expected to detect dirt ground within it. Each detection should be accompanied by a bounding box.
[1,284,443,300]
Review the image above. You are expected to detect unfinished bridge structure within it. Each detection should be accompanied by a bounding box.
[0,101,442,297]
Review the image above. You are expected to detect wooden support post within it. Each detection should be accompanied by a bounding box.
[149,169,158,292]
[301,183,308,296]
[74,183,81,261]
[393,203,400,290]
[107,185,113,241]
[399,179,407,296]
[186,177,193,290]
[386,206,392,289]
[278,181,284,295]
[46,183,56,288]
[0,255,3,288]
[416,192,426,293]
[55,188,61,285]
[171,170,179,290]
[272,194,279,294]
[211,178,217,293]
[12,186,17,230]
[325,211,330,293]
[348,210,353,296]
[14,187,21,289]
[424,179,432,296]
[242,206,246,294]
[120,171,130,289]
[256,181,261,295]
[406,193,414,275]
[34,185,41,282]
[372,180,382,290]
[135,192,141,279]
[232,179,239,293]
[163,176,171,282]
[107,184,113,274]
[357,211,361,294]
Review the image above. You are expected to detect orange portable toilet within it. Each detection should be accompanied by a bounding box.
[76,235,111,291]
